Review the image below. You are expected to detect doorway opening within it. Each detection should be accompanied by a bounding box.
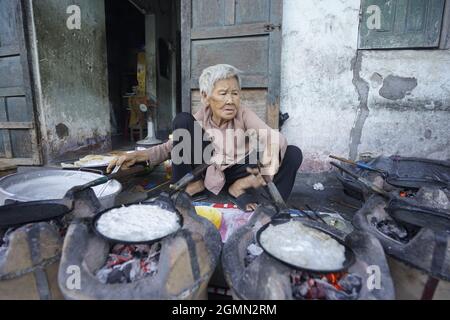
[105,0,181,150]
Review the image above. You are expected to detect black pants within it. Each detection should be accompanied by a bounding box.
[171,113,303,201]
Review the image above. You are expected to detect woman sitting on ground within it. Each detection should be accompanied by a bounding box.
[108,64,303,211]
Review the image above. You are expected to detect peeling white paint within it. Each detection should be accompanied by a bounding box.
[281,0,361,171]
[281,0,450,171]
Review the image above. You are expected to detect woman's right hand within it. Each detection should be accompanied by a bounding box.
[106,151,149,173]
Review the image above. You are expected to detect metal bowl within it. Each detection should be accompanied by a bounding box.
[0,169,122,209]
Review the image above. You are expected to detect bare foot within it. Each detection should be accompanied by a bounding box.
[228,174,265,211]
[185,180,205,196]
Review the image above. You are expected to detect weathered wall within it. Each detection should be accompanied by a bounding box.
[281,0,450,171]
[32,0,110,163]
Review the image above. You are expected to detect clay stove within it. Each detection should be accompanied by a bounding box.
[57,191,222,300]
[222,205,395,300]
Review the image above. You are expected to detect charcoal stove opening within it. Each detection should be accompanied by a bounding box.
[374,186,450,244]
[243,242,363,300]
[95,243,162,284]
[291,270,362,300]
[366,196,421,244]
[0,215,70,250]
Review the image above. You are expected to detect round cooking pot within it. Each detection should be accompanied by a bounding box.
[0,169,122,209]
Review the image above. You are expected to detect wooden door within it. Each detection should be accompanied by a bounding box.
[181,0,283,128]
[0,0,41,166]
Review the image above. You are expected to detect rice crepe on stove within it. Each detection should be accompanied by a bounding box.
[96,204,181,242]
[259,220,346,271]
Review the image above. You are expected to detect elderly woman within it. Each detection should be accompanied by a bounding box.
[108,64,302,211]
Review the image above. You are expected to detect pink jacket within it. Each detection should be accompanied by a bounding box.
[146,106,288,195]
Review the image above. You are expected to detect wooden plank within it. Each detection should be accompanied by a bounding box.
[0,56,24,88]
[190,36,270,88]
[0,98,12,158]
[191,89,268,121]
[21,0,43,165]
[0,162,17,172]
[191,23,269,40]
[0,129,12,159]
[181,0,192,113]
[224,0,236,26]
[0,0,19,47]
[0,157,36,166]
[235,0,271,24]
[0,87,25,97]
[267,102,279,129]
[9,129,33,158]
[192,0,224,29]
[15,0,42,164]
[425,0,447,47]
[191,75,268,89]
[0,122,34,129]
[0,98,5,157]
[0,45,20,58]
[439,0,450,49]
[267,0,282,129]
[359,0,445,49]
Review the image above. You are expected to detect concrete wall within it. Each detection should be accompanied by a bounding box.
[281,0,450,172]
[32,0,110,163]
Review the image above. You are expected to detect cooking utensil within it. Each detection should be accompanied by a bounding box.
[330,155,388,177]
[97,165,121,197]
[169,163,210,194]
[256,219,356,273]
[91,164,210,244]
[386,198,450,233]
[0,166,148,228]
[254,165,356,272]
[331,162,450,232]
[330,162,390,198]
[305,204,328,224]
[385,176,449,190]
[92,196,183,245]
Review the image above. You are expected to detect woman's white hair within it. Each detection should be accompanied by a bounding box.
[199,64,242,97]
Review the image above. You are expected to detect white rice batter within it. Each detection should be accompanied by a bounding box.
[96,204,181,242]
[260,220,346,271]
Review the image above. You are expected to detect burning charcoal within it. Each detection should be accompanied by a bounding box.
[376,220,409,243]
[315,279,359,300]
[95,243,161,284]
[107,268,128,284]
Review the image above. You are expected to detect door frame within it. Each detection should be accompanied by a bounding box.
[0,0,42,166]
[180,0,192,113]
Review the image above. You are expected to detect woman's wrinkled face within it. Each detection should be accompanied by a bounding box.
[205,77,241,123]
